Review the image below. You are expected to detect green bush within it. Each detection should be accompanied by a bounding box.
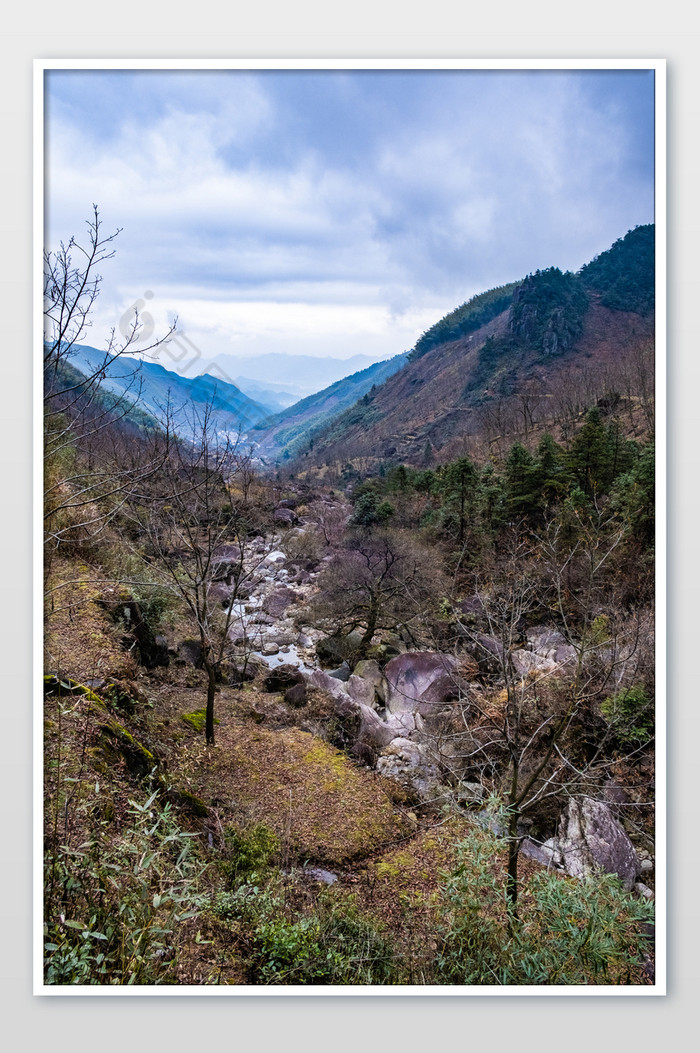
[220,823,280,885]
[600,685,654,747]
[435,830,654,985]
[44,788,207,985]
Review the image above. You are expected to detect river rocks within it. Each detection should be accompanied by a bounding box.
[328,662,352,681]
[525,625,577,665]
[316,632,364,667]
[346,673,379,708]
[263,664,305,693]
[468,632,506,672]
[211,545,242,583]
[455,781,487,804]
[383,651,461,716]
[553,797,641,890]
[355,704,399,752]
[285,683,308,708]
[274,506,299,527]
[262,586,299,618]
[351,660,387,706]
[308,668,351,700]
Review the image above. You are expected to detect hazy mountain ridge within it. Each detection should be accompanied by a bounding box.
[251,353,410,462]
[63,343,270,438]
[196,351,395,400]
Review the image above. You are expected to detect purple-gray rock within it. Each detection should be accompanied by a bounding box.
[383,651,461,716]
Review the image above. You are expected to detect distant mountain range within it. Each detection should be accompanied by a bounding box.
[63,226,654,469]
[63,343,270,440]
[251,353,410,462]
[195,352,396,399]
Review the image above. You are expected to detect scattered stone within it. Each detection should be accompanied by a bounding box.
[262,587,299,618]
[455,781,487,804]
[303,866,337,884]
[469,632,505,672]
[510,649,557,677]
[328,662,352,682]
[263,664,305,693]
[346,674,378,708]
[376,738,442,799]
[635,882,654,899]
[316,632,364,667]
[274,507,298,526]
[307,668,351,700]
[352,659,388,704]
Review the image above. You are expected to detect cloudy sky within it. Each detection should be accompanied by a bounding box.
[45,66,655,371]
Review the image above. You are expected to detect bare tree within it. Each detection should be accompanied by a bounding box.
[128,404,272,745]
[43,206,175,586]
[309,528,445,662]
[433,515,653,912]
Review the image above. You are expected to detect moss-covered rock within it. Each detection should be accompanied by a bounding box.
[44,673,103,703]
[97,720,157,777]
[182,709,220,733]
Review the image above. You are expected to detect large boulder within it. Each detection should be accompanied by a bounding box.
[263,664,305,694]
[553,797,641,890]
[307,668,351,701]
[274,507,298,527]
[383,651,461,717]
[211,545,242,584]
[346,673,379,708]
[468,632,506,673]
[316,632,364,667]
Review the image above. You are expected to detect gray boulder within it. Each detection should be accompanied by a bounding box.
[273,507,298,526]
[307,668,350,701]
[554,797,641,890]
[352,659,387,704]
[526,625,577,666]
[510,649,557,678]
[383,651,461,716]
[346,673,379,708]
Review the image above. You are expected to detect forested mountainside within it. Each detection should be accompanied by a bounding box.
[288,226,654,477]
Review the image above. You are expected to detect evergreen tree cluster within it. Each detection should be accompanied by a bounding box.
[509,267,589,356]
[579,224,655,315]
[349,408,654,552]
[409,282,521,361]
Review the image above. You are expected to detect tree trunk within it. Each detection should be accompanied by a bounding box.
[202,648,217,746]
[358,595,379,661]
[506,809,520,918]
